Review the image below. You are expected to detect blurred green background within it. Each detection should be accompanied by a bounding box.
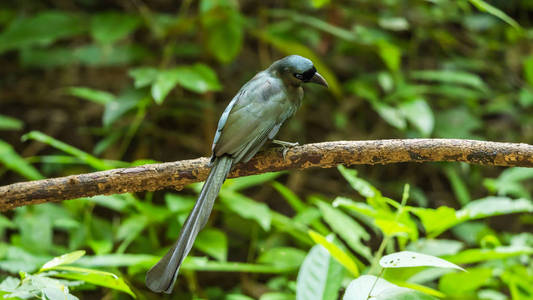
[1,0,533,299]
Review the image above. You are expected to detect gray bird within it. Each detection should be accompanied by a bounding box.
[145,55,328,293]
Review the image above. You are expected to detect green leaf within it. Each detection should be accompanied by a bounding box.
[202,8,244,63]
[399,98,434,136]
[310,0,331,8]
[372,101,407,130]
[378,42,402,72]
[315,200,372,260]
[224,172,283,191]
[0,139,44,180]
[459,197,533,219]
[524,55,533,87]
[219,190,271,231]
[296,244,343,300]
[272,181,306,213]
[0,11,86,54]
[410,206,458,238]
[308,231,360,277]
[438,267,493,296]
[195,228,228,261]
[182,256,295,273]
[40,250,86,271]
[258,247,306,271]
[103,88,146,126]
[433,107,482,139]
[411,70,487,92]
[468,0,522,30]
[442,246,533,264]
[90,12,141,44]
[343,275,437,300]
[151,64,222,103]
[53,269,135,297]
[0,114,23,130]
[77,254,157,268]
[337,165,379,199]
[174,64,222,94]
[66,87,115,105]
[129,67,159,88]
[406,239,464,257]
[380,251,464,271]
[22,131,111,171]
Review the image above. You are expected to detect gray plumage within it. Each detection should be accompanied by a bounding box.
[145,55,328,293]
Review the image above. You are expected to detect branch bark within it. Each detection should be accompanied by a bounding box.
[1,139,533,211]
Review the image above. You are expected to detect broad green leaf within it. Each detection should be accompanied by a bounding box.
[311,0,330,8]
[77,254,157,267]
[165,193,196,213]
[308,231,360,277]
[399,98,434,136]
[468,0,521,30]
[519,88,533,108]
[151,64,222,103]
[410,206,458,238]
[272,181,306,213]
[174,64,222,93]
[73,44,150,66]
[66,87,115,105]
[53,269,135,297]
[378,41,402,72]
[296,244,343,300]
[224,172,283,191]
[116,215,148,252]
[258,247,306,271]
[202,7,244,63]
[343,275,437,300]
[0,139,44,180]
[40,250,86,271]
[439,267,493,296]
[129,67,159,88]
[524,55,533,87]
[183,256,295,273]
[434,107,482,139]
[219,190,271,231]
[458,197,533,219]
[84,194,132,212]
[484,167,533,198]
[195,228,228,261]
[90,12,141,44]
[260,292,295,300]
[0,114,23,130]
[315,200,372,260]
[380,251,464,271]
[406,239,464,257]
[22,131,111,171]
[442,246,533,264]
[0,11,86,54]
[371,101,406,130]
[411,70,488,92]
[337,165,379,198]
[103,88,146,126]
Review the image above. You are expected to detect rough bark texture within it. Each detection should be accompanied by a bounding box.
[1,139,533,211]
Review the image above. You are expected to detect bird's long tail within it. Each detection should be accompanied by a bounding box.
[145,156,233,293]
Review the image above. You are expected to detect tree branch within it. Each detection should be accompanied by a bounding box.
[1,139,533,211]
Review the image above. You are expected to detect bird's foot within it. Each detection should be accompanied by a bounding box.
[272,140,299,159]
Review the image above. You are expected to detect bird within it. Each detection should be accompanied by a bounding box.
[145,55,328,293]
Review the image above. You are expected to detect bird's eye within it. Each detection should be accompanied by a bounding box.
[300,67,317,81]
[294,73,303,80]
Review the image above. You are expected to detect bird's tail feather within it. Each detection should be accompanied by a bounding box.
[145,156,233,293]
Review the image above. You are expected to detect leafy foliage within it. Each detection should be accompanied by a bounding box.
[1,0,533,299]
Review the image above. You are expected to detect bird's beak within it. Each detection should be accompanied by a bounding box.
[309,72,328,88]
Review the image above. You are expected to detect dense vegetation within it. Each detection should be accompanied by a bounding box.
[1,0,533,299]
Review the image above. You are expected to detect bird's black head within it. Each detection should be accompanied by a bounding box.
[269,55,328,88]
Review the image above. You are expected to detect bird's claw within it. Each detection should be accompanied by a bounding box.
[272,140,299,159]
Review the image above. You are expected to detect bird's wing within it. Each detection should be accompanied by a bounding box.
[213,73,295,163]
